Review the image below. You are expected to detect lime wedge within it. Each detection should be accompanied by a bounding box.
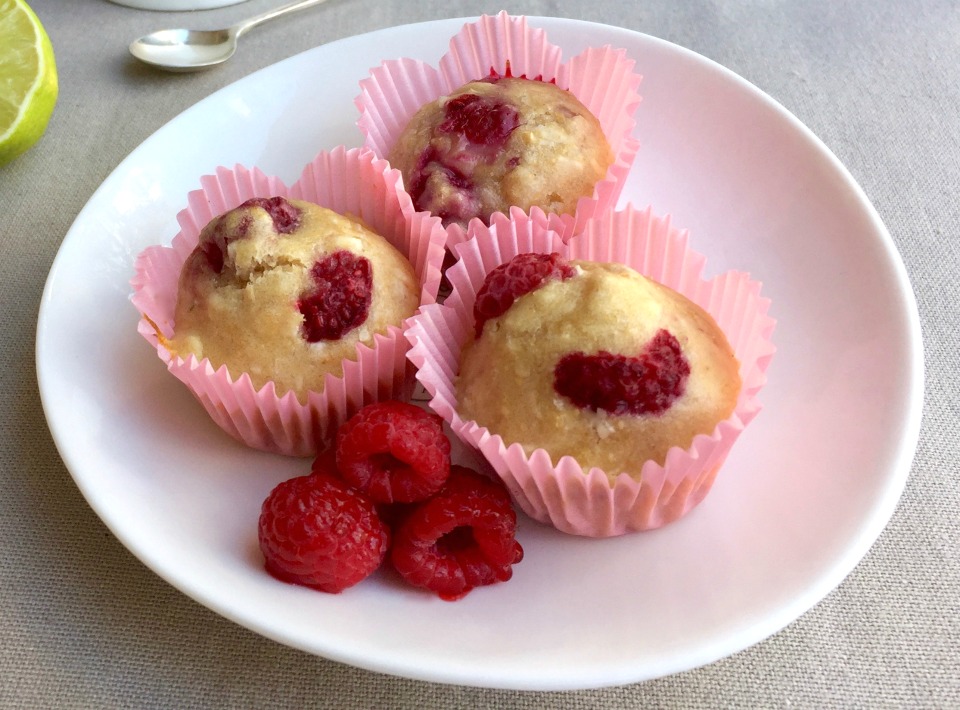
[0,0,58,166]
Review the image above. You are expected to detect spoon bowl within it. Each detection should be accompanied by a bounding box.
[129,0,331,72]
[130,29,238,71]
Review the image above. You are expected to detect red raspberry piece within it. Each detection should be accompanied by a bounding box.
[407,92,518,226]
[196,197,301,274]
[553,329,691,416]
[297,250,372,342]
[390,466,523,601]
[473,252,576,336]
[239,196,302,234]
[197,212,254,274]
[199,221,233,274]
[408,146,480,225]
[257,473,389,594]
[336,401,451,504]
[438,93,520,147]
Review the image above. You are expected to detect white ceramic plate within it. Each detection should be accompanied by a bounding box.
[37,17,922,690]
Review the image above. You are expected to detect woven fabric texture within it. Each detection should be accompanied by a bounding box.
[1,0,957,707]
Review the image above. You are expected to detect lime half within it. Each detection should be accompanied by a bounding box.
[0,0,58,166]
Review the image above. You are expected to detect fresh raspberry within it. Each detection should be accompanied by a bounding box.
[438,93,520,147]
[239,196,302,234]
[297,250,372,342]
[553,329,691,416]
[473,252,576,337]
[257,472,389,594]
[389,466,523,601]
[308,445,414,530]
[336,401,451,504]
[310,443,338,476]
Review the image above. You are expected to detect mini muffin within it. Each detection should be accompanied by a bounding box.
[169,196,419,400]
[356,13,643,247]
[406,208,774,535]
[456,253,741,481]
[388,76,614,228]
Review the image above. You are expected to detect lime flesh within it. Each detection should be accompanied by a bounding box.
[0,0,58,165]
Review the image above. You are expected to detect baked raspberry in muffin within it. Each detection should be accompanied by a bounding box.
[388,76,614,227]
[168,196,419,400]
[456,253,741,480]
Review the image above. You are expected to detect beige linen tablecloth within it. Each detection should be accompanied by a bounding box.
[2,0,957,706]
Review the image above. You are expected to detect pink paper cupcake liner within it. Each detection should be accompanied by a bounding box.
[405,207,776,537]
[130,146,447,457]
[355,11,643,247]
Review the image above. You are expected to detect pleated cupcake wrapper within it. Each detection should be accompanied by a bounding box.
[405,207,776,537]
[130,146,448,457]
[355,11,643,247]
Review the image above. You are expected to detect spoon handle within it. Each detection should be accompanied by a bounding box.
[232,0,334,38]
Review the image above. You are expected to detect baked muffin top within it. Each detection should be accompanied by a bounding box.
[456,254,741,478]
[389,76,613,227]
[170,196,419,400]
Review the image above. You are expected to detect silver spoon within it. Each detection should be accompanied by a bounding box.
[129,0,332,72]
